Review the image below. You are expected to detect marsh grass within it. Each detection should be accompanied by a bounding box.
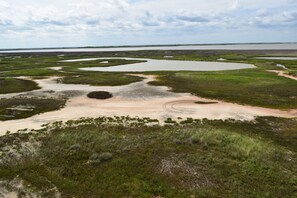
[190,128,282,161]
[289,70,297,77]
[0,56,145,87]
[0,117,296,197]
[150,70,297,109]
[0,52,297,196]
[0,78,39,94]
[0,98,66,121]
[61,72,143,86]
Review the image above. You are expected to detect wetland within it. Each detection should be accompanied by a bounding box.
[0,48,296,197]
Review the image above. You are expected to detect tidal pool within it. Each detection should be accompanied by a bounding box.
[74,57,255,72]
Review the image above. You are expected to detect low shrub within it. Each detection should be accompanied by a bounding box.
[69,144,81,152]
[87,91,112,99]
[190,128,283,160]
[89,152,113,166]
[99,152,113,161]
[164,118,176,124]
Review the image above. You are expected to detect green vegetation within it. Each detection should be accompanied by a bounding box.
[2,68,60,77]
[0,56,145,86]
[61,72,143,86]
[87,91,113,99]
[0,50,297,197]
[0,78,39,94]
[289,70,297,77]
[150,70,297,109]
[0,116,296,197]
[0,98,66,121]
[195,101,218,104]
[164,117,177,124]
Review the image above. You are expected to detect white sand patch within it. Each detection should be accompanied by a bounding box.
[49,66,63,71]
[276,64,288,70]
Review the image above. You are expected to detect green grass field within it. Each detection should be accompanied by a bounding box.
[150,69,297,109]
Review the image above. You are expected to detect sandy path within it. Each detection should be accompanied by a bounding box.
[268,70,297,81]
[0,74,296,135]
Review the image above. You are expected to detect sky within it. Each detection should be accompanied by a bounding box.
[0,0,297,49]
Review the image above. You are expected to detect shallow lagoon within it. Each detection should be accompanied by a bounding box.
[75,57,255,72]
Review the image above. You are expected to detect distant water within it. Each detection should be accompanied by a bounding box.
[256,57,297,60]
[77,57,255,72]
[1,43,297,53]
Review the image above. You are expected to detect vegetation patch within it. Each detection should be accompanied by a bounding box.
[89,152,113,166]
[61,73,143,86]
[0,98,66,121]
[0,78,39,94]
[195,101,218,104]
[289,70,297,77]
[0,116,296,197]
[87,91,113,99]
[0,56,145,86]
[150,70,297,109]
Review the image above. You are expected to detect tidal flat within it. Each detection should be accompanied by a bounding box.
[0,49,296,197]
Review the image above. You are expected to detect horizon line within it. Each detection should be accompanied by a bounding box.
[1,42,297,51]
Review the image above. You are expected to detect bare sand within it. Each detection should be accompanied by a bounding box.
[0,74,296,135]
[48,66,63,71]
[268,70,297,81]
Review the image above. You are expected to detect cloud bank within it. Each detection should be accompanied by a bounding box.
[0,0,297,48]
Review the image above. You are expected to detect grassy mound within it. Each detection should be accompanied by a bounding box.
[62,73,143,86]
[0,78,39,94]
[87,91,112,99]
[195,101,218,104]
[0,98,66,121]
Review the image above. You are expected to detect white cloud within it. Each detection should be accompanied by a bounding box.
[0,0,297,48]
[250,10,297,27]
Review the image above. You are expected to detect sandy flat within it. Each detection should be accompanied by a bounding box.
[0,74,296,135]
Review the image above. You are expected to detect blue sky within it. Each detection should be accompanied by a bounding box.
[0,0,297,49]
